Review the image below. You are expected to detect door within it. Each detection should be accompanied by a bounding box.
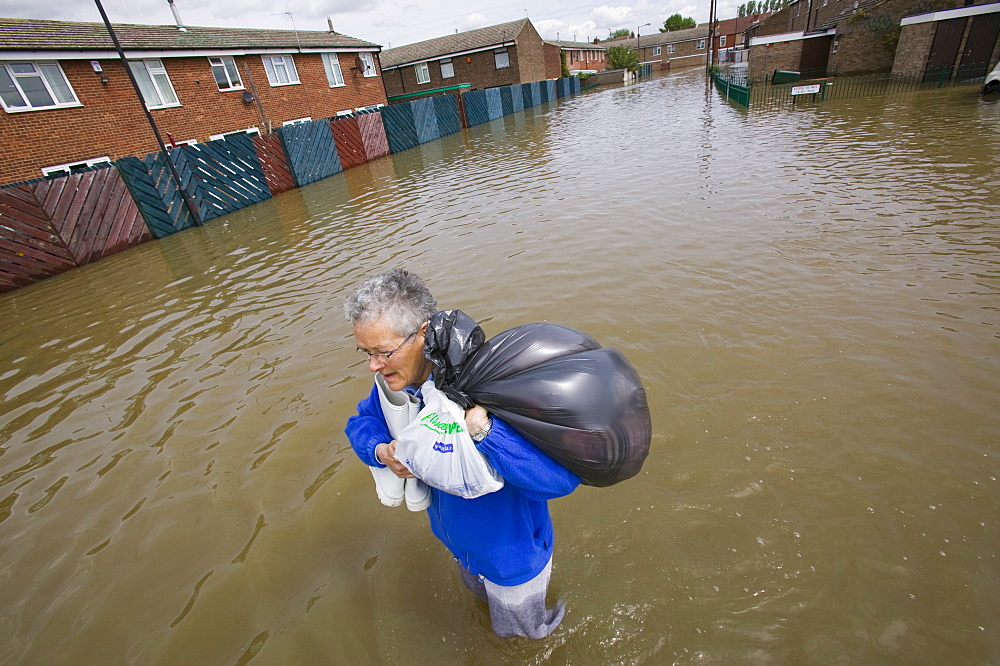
[924,17,965,82]
[959,13,1000,78]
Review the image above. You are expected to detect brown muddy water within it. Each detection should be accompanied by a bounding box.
[1,68,998,664]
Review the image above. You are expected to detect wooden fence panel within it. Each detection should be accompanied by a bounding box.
[486,88,503,120]
[277,120,342,187]
[357,112,390,161]
[172,136,271,223]
[381,103,419,154]
[0,167,151,293]
[252,133,296,195]
[462,89,490,127]
[412,97,439,145]
[500,86,514,116]
[433,95,461,136]
[529,81,542,107]
[330,116,369,170]
[510,84,525,113]
[117,153,198,239]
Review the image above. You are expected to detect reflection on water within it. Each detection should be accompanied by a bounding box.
[1,69,998,663]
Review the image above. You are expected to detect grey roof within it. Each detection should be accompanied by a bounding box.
[636,24,710,48]
[544,40,607,50]
[0,17,378,52]
[380,18,529,68]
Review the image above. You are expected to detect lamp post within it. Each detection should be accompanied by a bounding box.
[637,22,650,76]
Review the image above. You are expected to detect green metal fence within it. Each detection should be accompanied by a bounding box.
[712,63,991,110]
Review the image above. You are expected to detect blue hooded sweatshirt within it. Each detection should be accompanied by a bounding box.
[345,382,580,586]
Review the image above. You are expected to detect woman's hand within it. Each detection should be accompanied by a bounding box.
[375,440,415,478]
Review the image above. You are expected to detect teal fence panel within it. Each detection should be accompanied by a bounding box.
[411,97,439,144]
[117,153,197,239]
[557,78,568,98]
[381,103,419,153]
[530,81,541,107]
[500,86,514,116]
[433,95,461,136]
[511,84,525,113]
[485,87,503,120]
[538,80,549,103]
[520,83,533,109]
[171,135,271,223]
[547,80,557,101]
[463,89,490,126]
[277,120,342,186]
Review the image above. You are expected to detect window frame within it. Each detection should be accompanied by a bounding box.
[40,156,111,177]
[282,117,312,126]
[128,58,180,109]
[667,44,676,54]
[653,45,661,56]
[321,53,346,87]
[719,35,727,47]
[494,48,510,70]
[358,52,377,77]
[696,39,706,49]
[415,61,430,85]
[0,60,81,113]
[262,55,300,86]
[209,56,244,91]
[440,58,455,79]
[208,127,260,141]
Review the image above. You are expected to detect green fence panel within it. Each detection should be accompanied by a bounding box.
[432,95,461,136]
[171,134,271,223]
[116,153,197,239]
[381,103,420,153]
[463,89,490,126]
[500,86,514,116]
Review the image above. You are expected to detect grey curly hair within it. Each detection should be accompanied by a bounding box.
[343,268,438,336]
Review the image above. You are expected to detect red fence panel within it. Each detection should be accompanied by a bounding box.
[252,133,296,195]
[330,116,369,170]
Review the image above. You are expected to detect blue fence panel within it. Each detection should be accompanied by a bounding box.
[572,76,581,94]
[520,83,533,109]
[173,134,271,222]
[500,86,514,117]
[380,103,419,153]
[462,89,490,126]
[534,80,546,104]
[485,87,503,120]
[511,84,525,113]
[411,97,439,145]
[546,80,557,102]
[117,153,198,238]
[276,120,341,187]
[433,95,461,136]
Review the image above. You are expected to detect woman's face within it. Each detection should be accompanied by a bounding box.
[353,315,432,392]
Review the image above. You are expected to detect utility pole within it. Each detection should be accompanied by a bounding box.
[707,0,718,75]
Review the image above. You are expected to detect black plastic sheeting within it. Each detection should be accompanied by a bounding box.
[424,310,651,487]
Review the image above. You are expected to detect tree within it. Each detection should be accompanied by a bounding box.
[739,3,747,16]
[659,13,696,32]
[605,44,639,71]
[560,50,570,78]
[610,28,632,38]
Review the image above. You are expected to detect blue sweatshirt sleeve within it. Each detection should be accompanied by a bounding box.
[344,383,392,468]
[474,415,580,501]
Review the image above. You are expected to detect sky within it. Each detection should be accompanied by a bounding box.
[0,0,741,49]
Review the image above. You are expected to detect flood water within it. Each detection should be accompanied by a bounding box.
[1,68,998,663]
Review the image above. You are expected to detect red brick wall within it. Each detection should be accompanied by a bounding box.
[544,44,563,78]
[515,22,548,83]
[749,40,804,79]
[1,52,386,184]
[383,47,524,98]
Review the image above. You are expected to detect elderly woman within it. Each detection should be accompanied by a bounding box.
[344,268,580,639]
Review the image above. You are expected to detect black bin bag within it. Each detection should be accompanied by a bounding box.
[424,310,651,487]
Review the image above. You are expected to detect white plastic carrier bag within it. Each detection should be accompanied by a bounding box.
[394,379,504,499]
[370,374,431,511]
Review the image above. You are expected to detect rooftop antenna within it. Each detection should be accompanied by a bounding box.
[272,10,302,51]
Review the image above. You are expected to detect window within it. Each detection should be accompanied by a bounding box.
[653,46,661,56]
[322,53,345,87]
[40,156,110,177]
[440,58,454,79]
[0,61,80,112]
[494,48,510,69]
[209,127,260,141]
[358,52,377,77]
[832,35,841,53]
[262,55,300,86]
[415,62,430,84]
[128,59,179,108]
[720,35,727,47]
[282,117,312,126]
[209,56,243,91]
[667,44,676,54]
[696,39,706,49]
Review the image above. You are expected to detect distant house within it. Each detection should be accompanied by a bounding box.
[0,17,385,184]
[379,19,550,99]
[544,40,607,74]
[634,25,711,70]
[713,14,771,64]
[746,0,1000,80]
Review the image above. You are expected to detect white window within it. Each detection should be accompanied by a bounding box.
[40,156,111,177]
[322,53,345,87]
[667,44,676,54]
[128,59,179,108]
[354,103,384,112]
[262,55,300,86]
[415,62,430,84]
[209,127,260,141]
[440,58,454,79]
[653,46,661,56]
[696,39,706,49]
[720,35,727,47]
[494,48,510,69]
[282,117,312,126]
[358,52,377,77]
[0,60,80,112]
[209,56,243,91]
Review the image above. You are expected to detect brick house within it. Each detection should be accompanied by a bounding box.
[0,17,386,184]
[746,0,1000,80]
[545,40,608,74]
[379,19,550,99]
[635,25,712,70]
[713,15,772,64]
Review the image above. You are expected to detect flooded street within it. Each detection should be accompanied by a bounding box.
[1,67,998,663]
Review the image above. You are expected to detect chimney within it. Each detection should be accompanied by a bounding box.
[167,0,187,31]
[327,16,337,33]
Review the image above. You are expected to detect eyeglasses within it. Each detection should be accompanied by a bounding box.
[358,329,418,363]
